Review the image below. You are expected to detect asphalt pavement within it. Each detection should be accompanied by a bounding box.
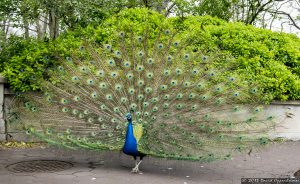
[0,141,300,184]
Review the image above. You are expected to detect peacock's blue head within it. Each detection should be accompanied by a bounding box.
[125,113,132,121]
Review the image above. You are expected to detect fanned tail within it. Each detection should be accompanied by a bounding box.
[7,9,286,162]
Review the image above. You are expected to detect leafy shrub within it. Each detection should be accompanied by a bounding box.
[178,16,300,100]
[2,34,83,92]
[2,8,300,100]
[1,38,52,91]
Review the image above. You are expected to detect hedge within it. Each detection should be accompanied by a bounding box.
[1,8,299,100]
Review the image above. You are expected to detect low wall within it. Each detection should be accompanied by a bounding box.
[0,77,15,141]
[0,77,299,142]
[268,101,300,141]
[0,77,6,141]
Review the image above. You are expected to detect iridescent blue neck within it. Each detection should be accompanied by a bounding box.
[123,119,138,155]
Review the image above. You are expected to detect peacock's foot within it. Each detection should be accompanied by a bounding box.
[131,166,142,174]
[131,160,143,174]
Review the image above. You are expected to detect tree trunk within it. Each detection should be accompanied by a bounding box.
[36,17,43,39]
[23,15,30,39]
[49,8,59,39]
[5,20,10,41]
[0,19,8,42]
[42,13,48,38]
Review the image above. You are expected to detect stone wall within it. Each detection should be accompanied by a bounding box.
[0,76,299,142]
[0,77,15,141]
[0,77,6,141]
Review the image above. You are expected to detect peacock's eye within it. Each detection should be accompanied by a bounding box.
[128,88,135,94]
[164,95,170,100]
[46,128,53,134]
[121,97,127,103]
[152,106,158,112]
[183,81,191,87]
[145,87,152,93]
[130,103,137,109]
[189,93,196,99]
[108,59,115,66]
[137,80,144,86]
[176,68,182,75]
[147,72,153,79]
[137,36,143,42]
[229,77,236,81]
[251,88,258,93]
[147,58,154,64]
[143,102,149,107]
[138,51,144,57]
[119,31,125,37]
[127,73,134,80]
[66,57,72,62]
[192,69,199,74]
[110,71,118,78]
[210,72,215,76]
[58,66,64,71]
[184,54,189,60]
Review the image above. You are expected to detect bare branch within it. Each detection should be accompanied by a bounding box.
[165,2,176,17]
[268,10,300,30]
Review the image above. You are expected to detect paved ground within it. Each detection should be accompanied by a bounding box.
[0,141,300,184]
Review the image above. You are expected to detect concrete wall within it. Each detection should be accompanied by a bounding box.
[0,77,6,141]
[268,101,300,141]
[0,77,15,141]
[0,76,299,142]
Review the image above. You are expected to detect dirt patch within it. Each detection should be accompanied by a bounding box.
[0,141,46,149]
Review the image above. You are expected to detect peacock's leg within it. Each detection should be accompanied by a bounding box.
[131,160,142,173]
[131,160,138,173]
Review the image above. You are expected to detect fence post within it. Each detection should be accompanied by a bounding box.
[0,77,6,141]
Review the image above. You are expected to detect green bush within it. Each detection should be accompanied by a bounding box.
[178,16,300,100]
[1,38,52,91]
[0,36,34,70]
[2,8,300,100]
[2,34,83,92]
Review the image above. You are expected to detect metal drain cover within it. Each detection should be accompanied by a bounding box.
[6,160,73,173]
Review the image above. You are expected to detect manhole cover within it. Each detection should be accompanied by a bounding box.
[6,160,73,173]
[295,170,300,179]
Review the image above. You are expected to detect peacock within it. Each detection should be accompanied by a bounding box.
[8,12,284,174]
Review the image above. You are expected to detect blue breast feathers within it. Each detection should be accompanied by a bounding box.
[123,121,138,155]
